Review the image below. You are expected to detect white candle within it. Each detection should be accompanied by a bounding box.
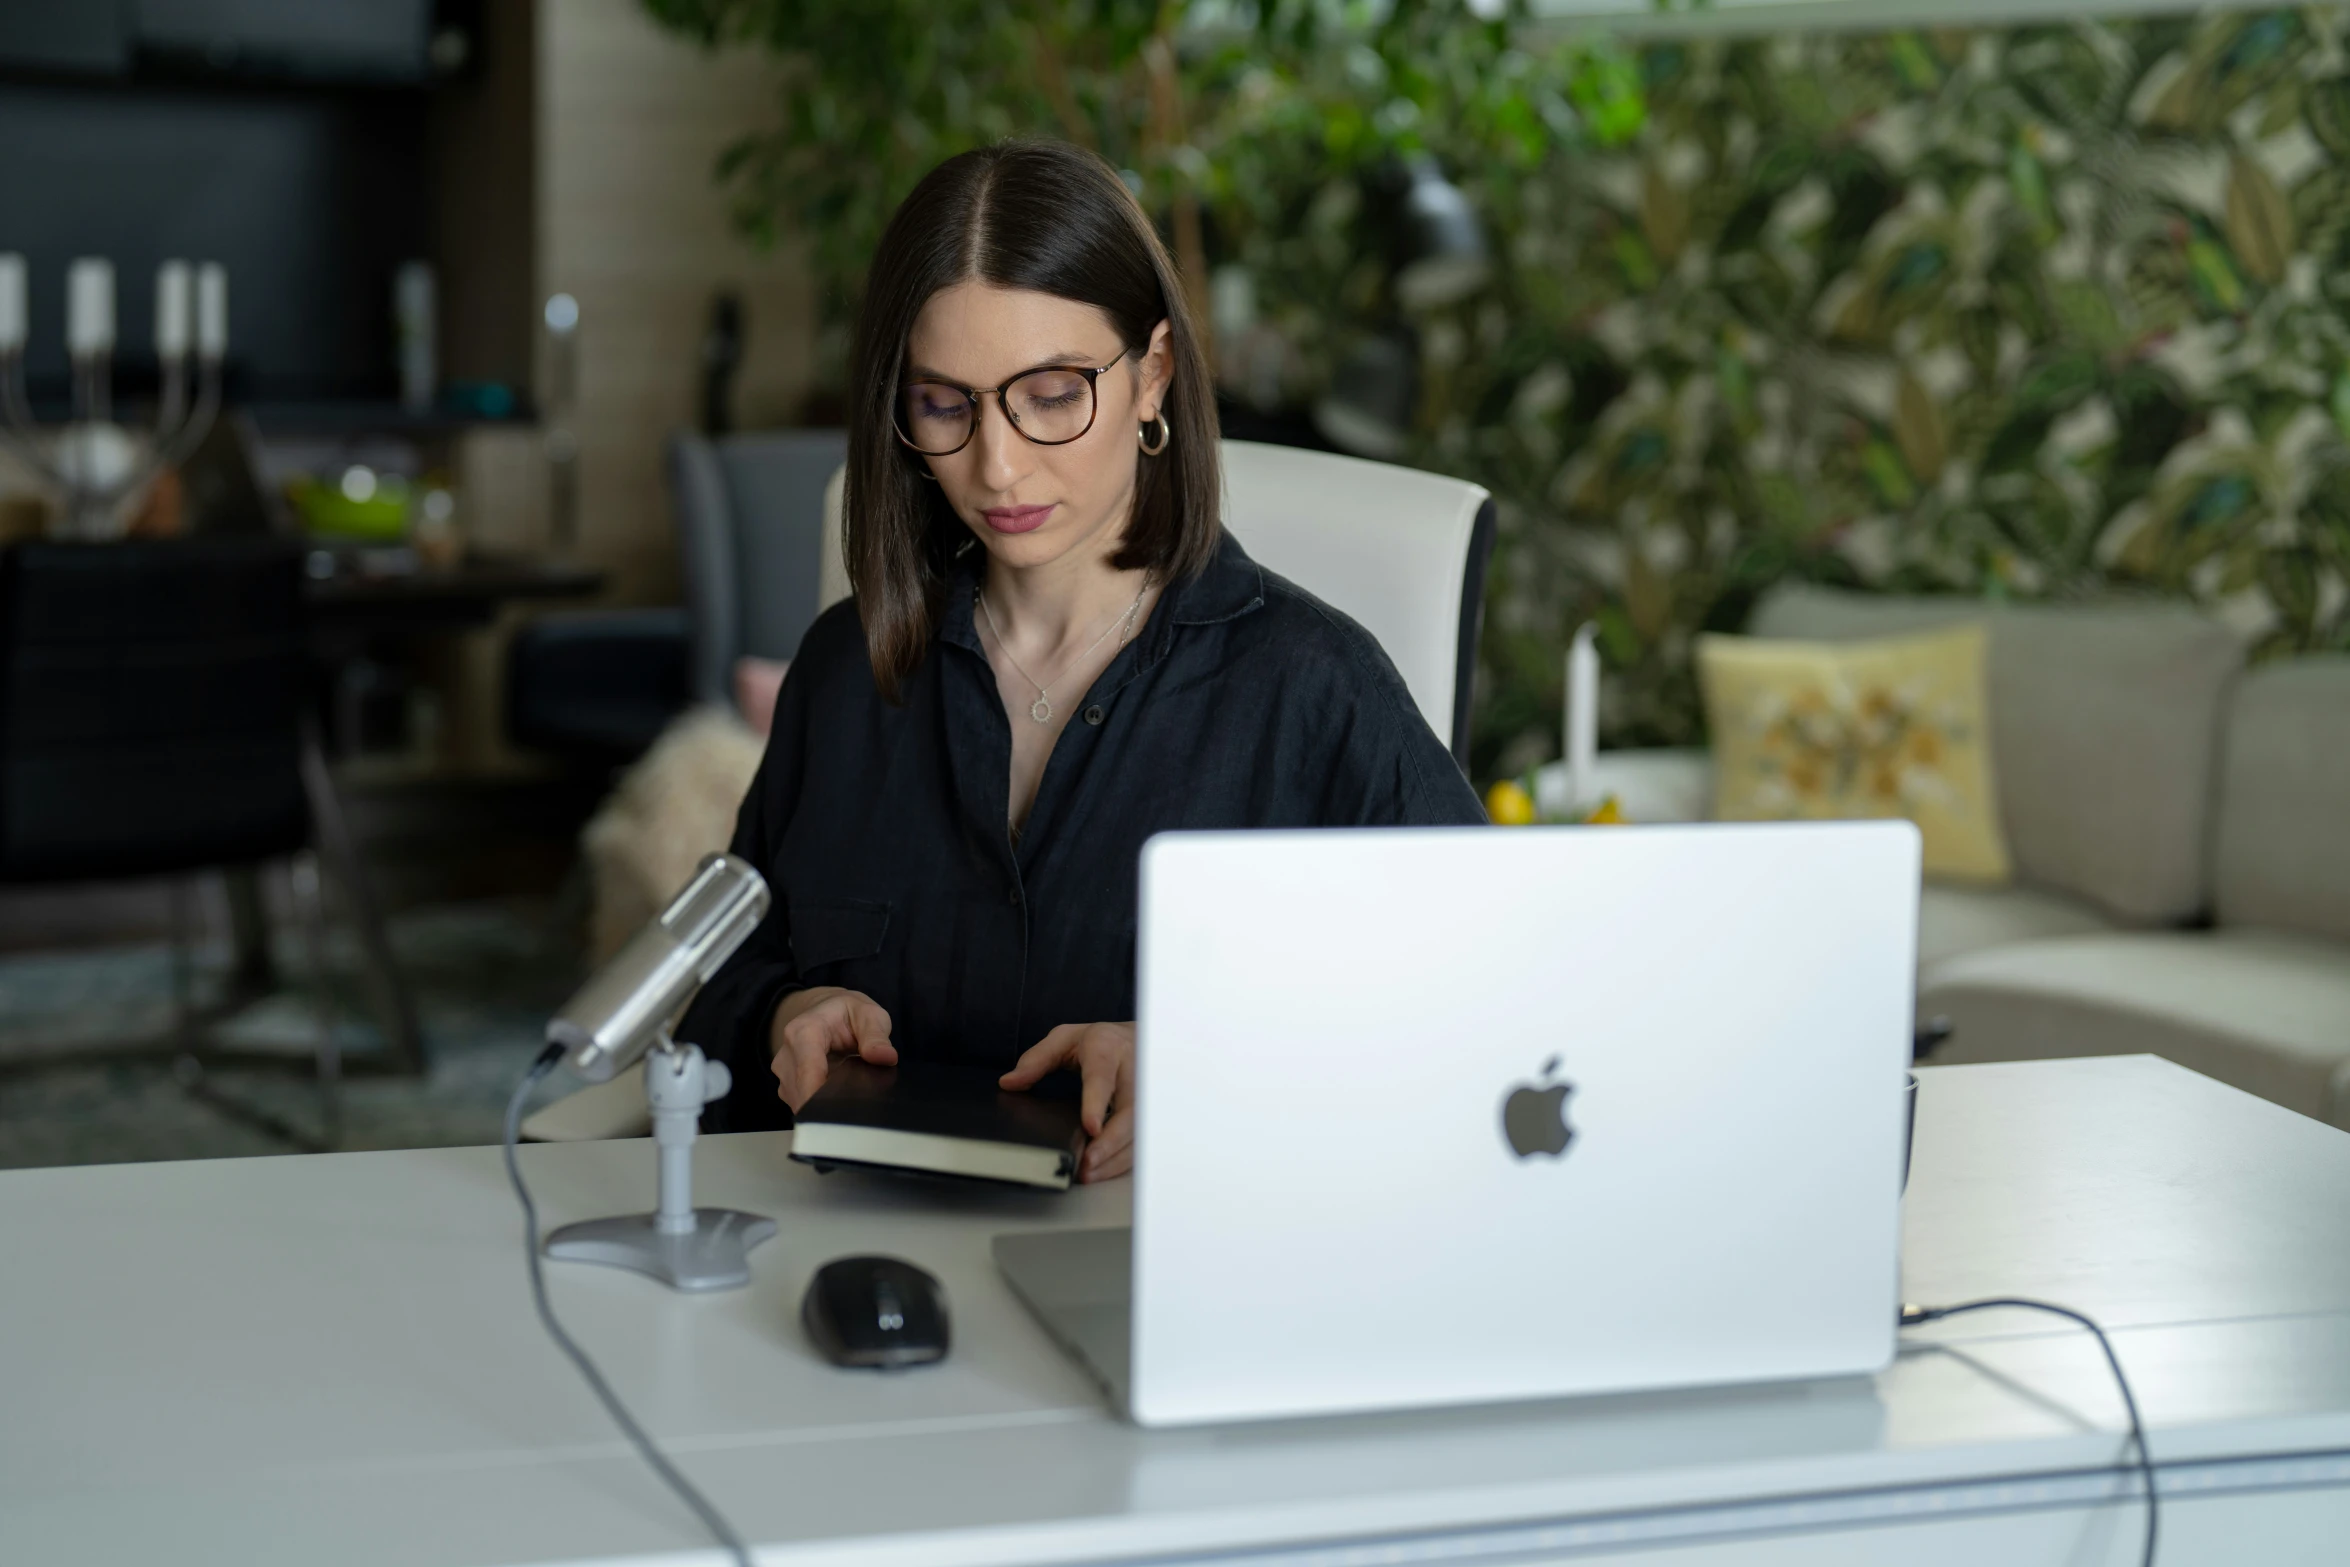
[155,260,191,359]
[66,257,114,357]
[395,260,435,410]
[196,262,227,359]
[1566,622,1599,812]
[0,254,23,352]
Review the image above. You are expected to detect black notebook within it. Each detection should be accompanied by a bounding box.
[789,1059,1087,1190]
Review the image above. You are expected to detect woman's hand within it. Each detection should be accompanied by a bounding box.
[1000,1022,1135,1183]
[769,986,898,1112]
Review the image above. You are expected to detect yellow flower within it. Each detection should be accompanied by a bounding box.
[1486,779,1538,825]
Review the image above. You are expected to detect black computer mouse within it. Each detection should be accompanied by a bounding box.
[800,1255,950,1369]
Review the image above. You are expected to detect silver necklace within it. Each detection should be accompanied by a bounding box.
[979,580,1149,724]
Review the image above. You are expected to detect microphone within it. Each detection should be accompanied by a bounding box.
[504,851,775,1566]
[545,852,770,1083]
[528,849,780,1291]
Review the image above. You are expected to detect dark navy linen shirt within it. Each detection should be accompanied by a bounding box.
[684,528,1488,1132]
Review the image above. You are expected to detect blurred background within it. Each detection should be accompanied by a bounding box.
[3,0,2346,1167]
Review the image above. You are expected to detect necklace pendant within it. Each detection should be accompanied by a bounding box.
[1030,696,1053,723]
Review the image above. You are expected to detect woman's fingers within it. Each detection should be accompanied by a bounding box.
[999,1024,1080,1090]
[845,993,897,1065]
[1080,1104,1135,1182]
[771,991,892,1110]
[1007,1021,1135,1142]
[769,988,837,1107]
[773,1035,822,1110]
[776,1010,839,1110]
[1076,1023,1136,1138]
[1076,1036,1118,1137]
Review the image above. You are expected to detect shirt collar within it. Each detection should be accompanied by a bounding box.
[938,527,1264,663]
[1162,528,1265,628]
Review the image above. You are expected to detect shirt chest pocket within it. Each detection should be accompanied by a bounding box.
[788,899,893,976]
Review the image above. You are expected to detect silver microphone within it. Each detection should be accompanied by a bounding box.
[546,852,771,1082]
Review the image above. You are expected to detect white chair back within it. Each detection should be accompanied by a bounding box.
[1216,440,1492,763]
[819,440,1495,763]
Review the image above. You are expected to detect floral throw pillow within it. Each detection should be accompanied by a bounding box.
[1697,624,2011,883]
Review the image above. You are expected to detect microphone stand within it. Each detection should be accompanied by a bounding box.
[543,1032,776,1291]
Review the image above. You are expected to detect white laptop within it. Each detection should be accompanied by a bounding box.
[994,821,1920,1427]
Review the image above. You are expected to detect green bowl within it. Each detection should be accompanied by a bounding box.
[288,476,410,541]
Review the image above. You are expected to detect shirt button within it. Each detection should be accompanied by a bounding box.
[1083,704,1105,725]
[1007,887,1021,906]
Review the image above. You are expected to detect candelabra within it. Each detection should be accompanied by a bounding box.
[0,255,228,540]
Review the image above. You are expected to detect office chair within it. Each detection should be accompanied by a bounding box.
[521,440,1495,1144]
[1209,440,1494,771]
[0,538,348,1148]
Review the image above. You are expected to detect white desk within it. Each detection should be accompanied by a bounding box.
[6,1056,2350,1566]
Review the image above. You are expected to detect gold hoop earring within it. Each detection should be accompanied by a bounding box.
[1138,413,1171,457]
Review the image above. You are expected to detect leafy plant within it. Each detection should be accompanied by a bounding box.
[642,2,1622,374]
[1459,9,2350,768]
[650,1,2350,780]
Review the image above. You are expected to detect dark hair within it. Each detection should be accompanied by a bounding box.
[843,140,1222,701]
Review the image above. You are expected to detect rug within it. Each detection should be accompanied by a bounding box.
[0,899,585,1169]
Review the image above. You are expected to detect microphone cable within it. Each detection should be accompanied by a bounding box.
[503,1044,756,1567]
[1900,1296,2155,1567]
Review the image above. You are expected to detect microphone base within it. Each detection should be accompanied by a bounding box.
[544,1209,777,1292]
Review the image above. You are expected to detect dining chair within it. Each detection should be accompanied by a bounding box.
[0,538,353,1148]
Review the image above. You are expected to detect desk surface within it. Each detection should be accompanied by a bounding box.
[6,1056,2350,1567]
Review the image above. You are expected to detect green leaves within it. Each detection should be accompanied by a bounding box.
[1452,8,2350,762]
[1893,373,1947,487]
[2224,152,2295,286]
[1567,44,1648,147]
[646,0,2350,774]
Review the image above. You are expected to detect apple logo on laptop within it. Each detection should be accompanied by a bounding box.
[1501,1057,1576,1159]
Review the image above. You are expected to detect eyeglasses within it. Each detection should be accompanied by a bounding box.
[893,353,1130,456]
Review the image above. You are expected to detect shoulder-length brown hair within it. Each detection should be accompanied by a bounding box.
[843,140,1222,701]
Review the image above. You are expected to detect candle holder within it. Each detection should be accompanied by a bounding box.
[0,256,227,541]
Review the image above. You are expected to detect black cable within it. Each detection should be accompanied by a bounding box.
[503,1044,755,1567]
[1901,1296,2155,1567]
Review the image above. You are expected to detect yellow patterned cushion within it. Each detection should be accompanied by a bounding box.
[1698,624,2011,883]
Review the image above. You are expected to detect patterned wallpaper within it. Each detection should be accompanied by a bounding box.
[1464,7,2350,769]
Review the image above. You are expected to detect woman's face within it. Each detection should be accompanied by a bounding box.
[903,281,1173,574]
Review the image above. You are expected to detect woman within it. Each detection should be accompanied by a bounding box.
[684,140,1486,1177]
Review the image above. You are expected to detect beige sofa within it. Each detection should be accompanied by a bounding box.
[1552,585,2350,1129]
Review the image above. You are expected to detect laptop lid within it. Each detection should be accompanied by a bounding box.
[1127,821,1919,1427]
